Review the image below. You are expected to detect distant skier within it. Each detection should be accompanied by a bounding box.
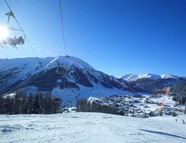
[182,119,185,124]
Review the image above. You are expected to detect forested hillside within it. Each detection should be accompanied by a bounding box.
[170,81,186,104]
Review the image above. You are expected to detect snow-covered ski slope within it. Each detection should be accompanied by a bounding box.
[0,113,185,143]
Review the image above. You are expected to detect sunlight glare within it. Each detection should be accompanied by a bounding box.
[0,26,9,42]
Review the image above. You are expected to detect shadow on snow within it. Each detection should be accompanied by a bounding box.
[139,129,186,140]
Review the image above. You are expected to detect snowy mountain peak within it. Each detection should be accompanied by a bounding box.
[0,56,136,105]
[120,73,180,81]
[138,73,161,80]
[58,56,94,70]
[160,74,178,79]
[44,56,95,71]
[120,74,138,81]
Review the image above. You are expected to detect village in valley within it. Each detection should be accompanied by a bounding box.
[88,93,186,118]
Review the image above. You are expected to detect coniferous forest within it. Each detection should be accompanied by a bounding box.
[171,81,186,104]
[0,93,62,114]
[76,98,120,115]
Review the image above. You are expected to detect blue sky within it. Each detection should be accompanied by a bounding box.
[0,0,186,77]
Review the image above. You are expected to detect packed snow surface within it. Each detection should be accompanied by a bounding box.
[0,113,185,143]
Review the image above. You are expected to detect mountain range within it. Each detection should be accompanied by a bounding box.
[119,73,186,93]
[0,56,135,105]
[0,56,185,105]
[120,73,179,81]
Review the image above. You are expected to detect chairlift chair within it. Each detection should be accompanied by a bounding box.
[0,11,25,47]
[56,55,71,75]
[53,97,61,103]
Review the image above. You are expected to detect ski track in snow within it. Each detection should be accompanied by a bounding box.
[0,113,185,143]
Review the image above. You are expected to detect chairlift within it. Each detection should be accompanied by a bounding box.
[0,11,25,48]
[56,55,71,75]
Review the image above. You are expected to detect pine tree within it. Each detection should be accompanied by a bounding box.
[44,95,48,114]
[27,94,33,114]
[0,95,4,114]
[87,102,91,112]
[44,95,52,114]
[80,99,88,112]
[38,94,44,114]
[96,103,102,112]
[92,101,96,112]
[4,97,12,114]
[21,95,28,114]
[48,95,53,114]
[33,94,41,114]
[76,99,88,112]
[13,94,20,114]
[76,99,80,112]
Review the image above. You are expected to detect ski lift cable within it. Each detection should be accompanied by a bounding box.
[59,0,67,56]
[54,0,71,75]
[4,0,42,67]
[2,0,70,106]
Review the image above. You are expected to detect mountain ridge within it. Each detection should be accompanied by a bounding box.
[0,56,136,105]
[120,73,181,81]
[0,56,185,105]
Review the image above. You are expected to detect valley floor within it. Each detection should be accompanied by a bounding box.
[0,113,186,143]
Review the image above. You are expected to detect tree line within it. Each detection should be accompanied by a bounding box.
[170,81,186,104]
[152,81,186,104]
[76,98,120,115]
[0,93,62,114]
